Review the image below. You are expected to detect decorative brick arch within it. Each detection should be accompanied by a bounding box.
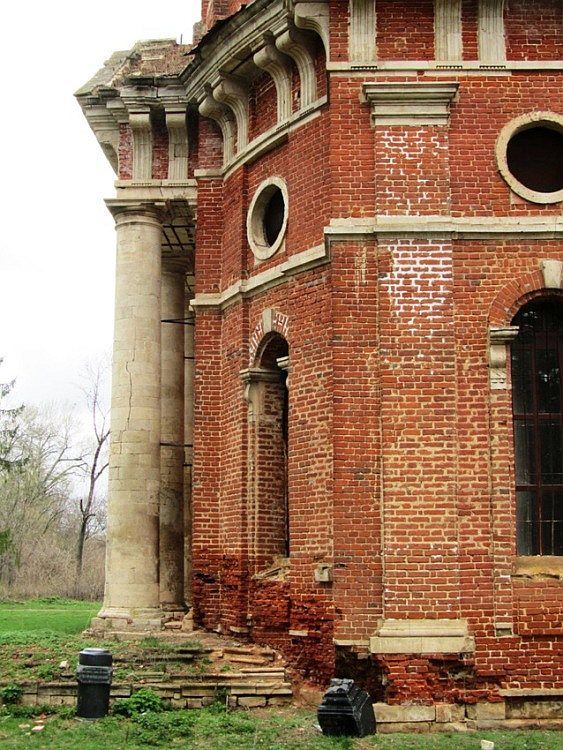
[248,308,290,367]
[489,267,548,327]
[488,261,563,389]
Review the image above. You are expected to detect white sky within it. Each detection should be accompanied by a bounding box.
[1,1,201,412]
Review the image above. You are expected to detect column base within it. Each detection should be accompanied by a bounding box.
[91,606,164,633]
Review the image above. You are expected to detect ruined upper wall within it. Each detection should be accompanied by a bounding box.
[200,1,252,35]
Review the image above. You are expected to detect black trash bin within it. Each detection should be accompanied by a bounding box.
[318,678,376,737]
[76,648,113,720]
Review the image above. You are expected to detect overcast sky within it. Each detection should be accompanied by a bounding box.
[1,1,200,412]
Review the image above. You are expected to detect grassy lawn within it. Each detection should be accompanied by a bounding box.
[0,598,99,635]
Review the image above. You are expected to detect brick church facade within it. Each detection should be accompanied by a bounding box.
[77,0,563,729]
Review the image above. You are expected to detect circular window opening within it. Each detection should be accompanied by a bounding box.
[247,177,288,261]
[496,113,563,204]
[264,188,285,247]
[507,127,563,194]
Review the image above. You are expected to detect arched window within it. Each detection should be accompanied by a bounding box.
[243,333,290,572]
[512,299,563,555]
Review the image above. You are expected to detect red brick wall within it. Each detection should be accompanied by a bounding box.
[461,0,479,59]
[249,73,278,141]
[329,0,350,63]
[329,76,375,218]
[374,125,452,214]
[331,239,383,640]
[186,2,563,696]
[448,75,563,217]
[505,0,563,61]
[376,0,435,60]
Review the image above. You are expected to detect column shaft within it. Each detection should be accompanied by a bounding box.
[102,206,162,615]
[160,265,186,609]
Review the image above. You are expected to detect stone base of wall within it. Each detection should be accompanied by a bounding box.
[374,695,563,733]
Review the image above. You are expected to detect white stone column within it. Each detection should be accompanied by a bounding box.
[99,202,163,625]
[160,260,186,612]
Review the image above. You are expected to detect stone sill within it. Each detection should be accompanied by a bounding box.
[513,557,563,578]
[370,618,475,655]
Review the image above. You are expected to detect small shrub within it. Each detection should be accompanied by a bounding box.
[1,683,23,705]
[113,687,163,717]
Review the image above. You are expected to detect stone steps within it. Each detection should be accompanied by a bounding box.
[1,666,293,711]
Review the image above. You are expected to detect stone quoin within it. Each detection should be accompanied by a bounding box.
[76,0,563,732]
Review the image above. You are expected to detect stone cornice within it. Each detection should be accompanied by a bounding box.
[182,0,290,102]
[105,198,166,224]
[326,215,563,241]
[106,191,197,223]
[329,60,561,74]
[113,180,197,205]
[362,81,459,126]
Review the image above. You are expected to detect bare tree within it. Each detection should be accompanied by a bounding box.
[0,358,26,474]
[0,405,85,587]
[74,360,110,586]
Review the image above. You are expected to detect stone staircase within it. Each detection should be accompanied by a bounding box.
[6,640,293,711]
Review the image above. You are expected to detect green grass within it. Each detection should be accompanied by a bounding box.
[0,598,102,682]
[0,706,561,749]
[0,598,99,635]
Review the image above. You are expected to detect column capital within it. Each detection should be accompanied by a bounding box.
[105,198,166,225]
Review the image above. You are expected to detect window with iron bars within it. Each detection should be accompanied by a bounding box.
[512,298,563,555]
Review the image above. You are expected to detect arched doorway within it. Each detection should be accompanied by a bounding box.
[244,333,289,572]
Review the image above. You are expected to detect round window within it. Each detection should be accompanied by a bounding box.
[247,177,288,260]
[496,113,563,204]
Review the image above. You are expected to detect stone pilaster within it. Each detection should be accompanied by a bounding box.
[98,202,163,627]
[160,259,187,612]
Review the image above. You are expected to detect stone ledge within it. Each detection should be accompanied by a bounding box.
[500,688,563,698]
[326,215,563,241]
[362,81,458,126]
[370,618,475,655]
[374,703,435,723]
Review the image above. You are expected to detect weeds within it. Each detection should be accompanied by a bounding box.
[1,683,23,704]
[112,688,164,717]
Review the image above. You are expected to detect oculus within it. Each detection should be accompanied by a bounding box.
[497,113,563,204]
[247,177,289,260]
